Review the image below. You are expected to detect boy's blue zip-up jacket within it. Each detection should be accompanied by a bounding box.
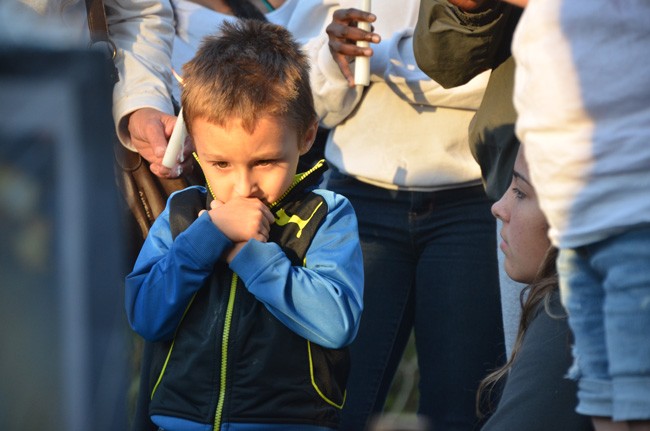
[125,161,364,431]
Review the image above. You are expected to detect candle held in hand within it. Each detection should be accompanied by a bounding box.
[354,0,371,87]
[162,108,187,169]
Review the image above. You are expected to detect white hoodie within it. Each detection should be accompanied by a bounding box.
[307,0,490,191]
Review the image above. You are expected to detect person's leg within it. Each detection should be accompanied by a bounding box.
[558,247,613,419]
[592,417,627,431]
[562,227,650,431]
[629,422,650,431]
[594,227,650,423]
[413,186,504,430]
[326,171,416,431]
[591,418,650,431]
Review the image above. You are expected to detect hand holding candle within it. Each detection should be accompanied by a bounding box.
[325,5,379,87]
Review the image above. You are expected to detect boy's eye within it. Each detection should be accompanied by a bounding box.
[211,161,229,169]
[256,159,275,167]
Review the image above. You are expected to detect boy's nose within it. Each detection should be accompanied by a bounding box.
[234,171,258,198]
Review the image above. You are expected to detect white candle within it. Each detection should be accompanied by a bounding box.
[354,0,371,87]
[162,108,188,169]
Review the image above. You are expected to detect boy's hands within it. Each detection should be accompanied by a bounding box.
[200,197,276,262]
[209,197,275,243]
[326,8,380,87]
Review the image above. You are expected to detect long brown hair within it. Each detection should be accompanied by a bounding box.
[476,246,561,415]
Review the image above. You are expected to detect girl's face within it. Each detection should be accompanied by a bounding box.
[492,149,550,283]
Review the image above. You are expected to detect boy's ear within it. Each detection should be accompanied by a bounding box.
[299,120,319,156]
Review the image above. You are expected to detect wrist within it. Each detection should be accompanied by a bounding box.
[452,0,497,13]
[451,0,503,26]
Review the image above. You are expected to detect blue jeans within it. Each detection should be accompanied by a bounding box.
[326,171,504,431]
[558,225,650,421]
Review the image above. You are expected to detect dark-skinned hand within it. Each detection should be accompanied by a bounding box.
[325,8,381,87]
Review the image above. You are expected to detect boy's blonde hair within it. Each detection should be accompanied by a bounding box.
[181,19,317,143]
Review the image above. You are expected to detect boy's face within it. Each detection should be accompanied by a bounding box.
[192,116,316,206]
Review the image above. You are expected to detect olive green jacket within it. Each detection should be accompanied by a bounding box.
[413,0,522,201]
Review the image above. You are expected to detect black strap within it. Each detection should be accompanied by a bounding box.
[84,0,119,82]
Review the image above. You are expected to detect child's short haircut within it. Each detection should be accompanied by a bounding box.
[181,19,317,142]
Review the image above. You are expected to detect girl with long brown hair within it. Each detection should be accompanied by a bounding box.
[478,148,593,431]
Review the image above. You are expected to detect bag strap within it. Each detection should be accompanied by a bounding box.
[84,0,118,82]
[186,0,268,19]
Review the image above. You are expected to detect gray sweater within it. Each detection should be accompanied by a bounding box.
[482,292,593,431]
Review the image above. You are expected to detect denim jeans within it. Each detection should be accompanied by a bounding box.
[558,225,650,421]
[326,171,504,431]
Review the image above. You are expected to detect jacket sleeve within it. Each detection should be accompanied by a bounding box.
[125,198,233,342]
[105,0,176,150]
[229,191,364,350]
[413,0,519,88]
[303,7,362,129]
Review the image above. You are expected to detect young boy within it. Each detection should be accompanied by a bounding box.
[125,20,364,431]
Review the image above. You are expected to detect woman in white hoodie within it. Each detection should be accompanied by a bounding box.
[306,2,504,429]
